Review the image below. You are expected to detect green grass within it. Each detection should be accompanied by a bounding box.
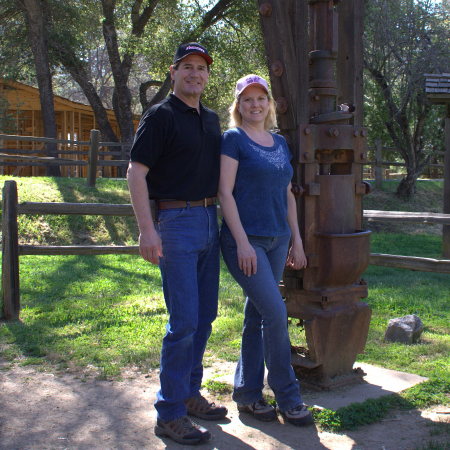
[0,253,245,377]
[362,179,445,235]
[312,395,406,431]
[0,175,138,245]
[363,179,444,213]
[1,254,168,377]
[313,378,450,433]
[203,379,233,396]
[417,443,450,450]
[1,176,449,431]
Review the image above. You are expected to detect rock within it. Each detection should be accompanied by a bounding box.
[384,314,423,344]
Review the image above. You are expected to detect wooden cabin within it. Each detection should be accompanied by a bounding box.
[0,80,140,177]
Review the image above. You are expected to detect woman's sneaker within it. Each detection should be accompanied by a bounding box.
[283,404,314,426]
[154,415,211,445]
[237,399,278,422]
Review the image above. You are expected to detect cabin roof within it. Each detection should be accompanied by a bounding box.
[0,80,140,121]
[424,73,450,104]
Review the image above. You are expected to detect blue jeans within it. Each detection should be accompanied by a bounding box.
[220,231,304,412]
[154,204,220,422]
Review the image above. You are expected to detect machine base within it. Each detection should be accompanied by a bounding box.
[293,363,367,392]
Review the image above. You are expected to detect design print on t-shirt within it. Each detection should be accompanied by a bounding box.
[248,142,287,169]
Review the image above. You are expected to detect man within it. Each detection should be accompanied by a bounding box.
[127,43,227,445]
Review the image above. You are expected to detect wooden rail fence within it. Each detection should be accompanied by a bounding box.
[0,133,446,187]
[2,180,450,321]
[365,138,446,188]
[366,137,450,257]
[0,130,130,184]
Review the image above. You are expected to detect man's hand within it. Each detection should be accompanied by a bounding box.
[127,161,162,265]
[139,227,162,265]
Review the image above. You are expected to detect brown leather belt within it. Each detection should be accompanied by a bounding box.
[157,197,215,210]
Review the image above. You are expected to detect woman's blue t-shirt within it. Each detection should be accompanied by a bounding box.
[221,127,293,237]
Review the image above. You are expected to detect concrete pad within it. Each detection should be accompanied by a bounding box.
[303,362,428,411]
[211,362,428,411]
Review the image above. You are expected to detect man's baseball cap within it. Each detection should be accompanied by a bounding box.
[173,43,213,65]
[235,74,269,98]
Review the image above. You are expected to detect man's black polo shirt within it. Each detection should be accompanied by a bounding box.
[130,94,221,201]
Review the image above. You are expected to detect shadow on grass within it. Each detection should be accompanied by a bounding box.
[51,177,138,245]
[3,254,164,361]
[20,254,160,305]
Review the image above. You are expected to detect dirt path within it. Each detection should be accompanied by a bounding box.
[1,359,449,450]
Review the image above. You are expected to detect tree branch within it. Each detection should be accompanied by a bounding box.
[131,0,159,37]
[184,0,236,42]
[139,79,163,111]
[146,74,172,111]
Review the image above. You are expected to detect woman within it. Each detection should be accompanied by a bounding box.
[217,74,313,427]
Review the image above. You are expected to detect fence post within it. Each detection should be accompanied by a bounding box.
[87,130,100,187]
[0,138,3,176]
[120,144,126,178]
[1,180,20,320]
[375,138,383,189]
[443,115,450,258]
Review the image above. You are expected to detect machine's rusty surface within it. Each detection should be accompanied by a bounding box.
[274,0,373,390]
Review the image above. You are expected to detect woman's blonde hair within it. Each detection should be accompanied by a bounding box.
[228,94,277,131]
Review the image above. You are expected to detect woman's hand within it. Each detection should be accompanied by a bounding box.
[286,240,307,270]
[237,241,257,277]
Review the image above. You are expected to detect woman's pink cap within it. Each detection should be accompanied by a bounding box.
[235,74,269,98]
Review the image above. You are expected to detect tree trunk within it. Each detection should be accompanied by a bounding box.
[397,173,418,200]
[21,0,61,176]
[51,51,120,144]
[366,63,433,199]
[102,0,135,144]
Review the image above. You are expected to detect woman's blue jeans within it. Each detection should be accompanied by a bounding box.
[220,231,304,412]
[154,204,220,422]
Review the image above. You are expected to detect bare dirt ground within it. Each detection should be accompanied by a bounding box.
[1,359,449,450]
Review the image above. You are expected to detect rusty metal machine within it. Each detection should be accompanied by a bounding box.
[258,0,373,390]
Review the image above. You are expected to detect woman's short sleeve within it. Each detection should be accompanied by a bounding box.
[275,133,293,162]
[221,129,240,161]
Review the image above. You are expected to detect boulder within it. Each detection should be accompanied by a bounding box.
[384,314,423,344]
